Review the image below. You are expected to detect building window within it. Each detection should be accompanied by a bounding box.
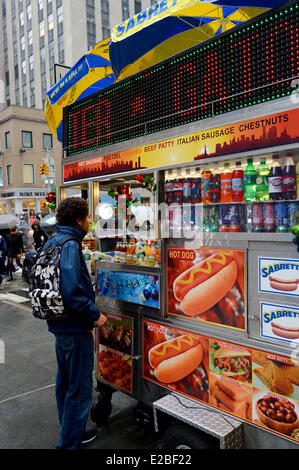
[86,0,95,19]
[6,165,12,185]
[101,0,110,39]
[5,132,10,149]
[122,0,130,21]
[134,0,141,14]
[0,168,3,186]
[87,20,96,50]
[43,133,53,150]
[23,164,35,184]
[22,131,33,148]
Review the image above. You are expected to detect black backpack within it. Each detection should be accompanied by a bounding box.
[29,236,80,320]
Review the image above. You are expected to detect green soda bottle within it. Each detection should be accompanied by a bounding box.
[243,158,256,202]
[209,205,219,232]
[256,158,270,201]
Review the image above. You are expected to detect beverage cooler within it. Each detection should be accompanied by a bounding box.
[87,147,299,449]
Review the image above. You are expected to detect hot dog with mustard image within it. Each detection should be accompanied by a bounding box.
[148,334,203,383]
[173,251,238,316]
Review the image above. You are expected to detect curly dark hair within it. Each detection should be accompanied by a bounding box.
[56,197,89,226]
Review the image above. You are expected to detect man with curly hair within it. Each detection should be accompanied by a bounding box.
[42,197,107,449]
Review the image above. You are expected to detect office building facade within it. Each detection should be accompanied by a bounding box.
[0,0,155,111]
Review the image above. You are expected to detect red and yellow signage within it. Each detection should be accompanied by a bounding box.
[64,108,299,182]
[143,320,299,444]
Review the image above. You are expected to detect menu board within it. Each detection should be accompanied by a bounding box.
[98,312,133,394]
[167,247,246,331]
[97,269,160,309]
[143,320,299,444]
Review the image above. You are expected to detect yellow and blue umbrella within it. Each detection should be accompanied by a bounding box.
[45,38,114,142]
[110,0,286,82]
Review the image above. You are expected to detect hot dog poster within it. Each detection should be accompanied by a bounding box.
[260,302,299,346]
[167,247,246,330]
[98,312,133,394]
[259,257,299,298]
[143,320,299,443]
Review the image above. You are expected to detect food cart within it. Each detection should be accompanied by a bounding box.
[60,2,299,449]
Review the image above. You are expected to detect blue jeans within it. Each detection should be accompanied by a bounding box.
[54,332,94,449]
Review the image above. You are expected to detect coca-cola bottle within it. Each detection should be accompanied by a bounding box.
[268,155,283,201]
[282,152,297,200]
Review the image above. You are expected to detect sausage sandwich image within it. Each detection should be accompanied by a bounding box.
[148,334,203,383]
[173,251,238,316]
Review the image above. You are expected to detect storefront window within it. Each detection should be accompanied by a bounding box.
[0,202,7,214]
[22,198,35,212]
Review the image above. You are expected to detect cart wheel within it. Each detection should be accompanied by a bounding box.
[90,394,112,425]
[160,424,219,450]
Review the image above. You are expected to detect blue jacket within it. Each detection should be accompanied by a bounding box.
[0,236,7,261]
[43,225,100,334]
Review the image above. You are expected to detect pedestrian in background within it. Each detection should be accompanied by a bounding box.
[0,235,7,285]
[32,221,49,251]
[41,197,107,449]
[6,225,25,281]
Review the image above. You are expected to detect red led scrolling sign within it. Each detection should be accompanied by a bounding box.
[64,2,299,156]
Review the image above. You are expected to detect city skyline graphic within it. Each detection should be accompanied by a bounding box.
[194,124,299,160]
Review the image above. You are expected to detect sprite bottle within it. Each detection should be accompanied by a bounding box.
[256,158,270,201]
[243,158,256,202]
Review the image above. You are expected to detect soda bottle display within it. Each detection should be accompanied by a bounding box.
[287,202,298,231]
[203,205,210,232]
[275,202,288,232]
[165,177,174,205]
[263,202,275,233]
[252,203,264,232]
[220,163,232,202]
[201,170,211,203]
[268,155,283,201]
[243,158,256,202]
[232,161,244,202]
[210,174,221,203]
[173,178,184,204]
[282,153,296,200]
[209,205,219,232]
[183,169,191,203]
[244,204,253,233]
[228,205,241,232]
[190,177,201,203]
[256,158,270,201]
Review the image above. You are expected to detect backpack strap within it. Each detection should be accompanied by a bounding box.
[57,236,82,249]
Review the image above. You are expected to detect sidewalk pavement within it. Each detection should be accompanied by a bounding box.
[0,274,158,450]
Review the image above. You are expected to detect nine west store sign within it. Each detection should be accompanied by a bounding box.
[0,189,48,199]
[0,188,49,214]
